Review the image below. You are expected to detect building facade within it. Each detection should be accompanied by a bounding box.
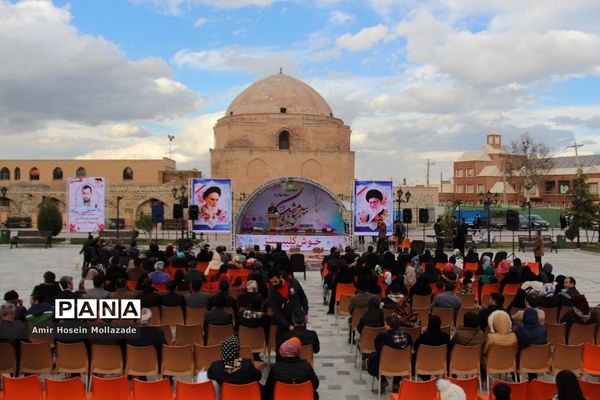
[0,158,201,229]
[211,72,355,199]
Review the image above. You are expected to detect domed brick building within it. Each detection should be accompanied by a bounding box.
[210,72,355,197]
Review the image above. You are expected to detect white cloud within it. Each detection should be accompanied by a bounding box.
[0,1,205,133]
[194,17,208,27]
[336,24,389,52]
[173,47,298,76]
[329,10,354,25]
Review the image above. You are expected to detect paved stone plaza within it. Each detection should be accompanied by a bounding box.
[1,244,599,399]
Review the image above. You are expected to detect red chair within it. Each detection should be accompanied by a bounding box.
[221,382,261,400]
[390,379,438,400]
[489,380,528,400]
[479,283,500,305]
[45,377,86,400]
[501,283,520,296]
[90,375,131,400]
[582,343,600,376]
[525,262,540,275]
[448,377,479,400]
[579,379,600,400]
[1,375,43,400]
[527,379,556,400]
[464,262,479,273]
[133,379,172,400]
[176,380,217,400]
[335,282,356,303]
[273,381,314,400]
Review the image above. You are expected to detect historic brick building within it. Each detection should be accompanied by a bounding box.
[211,72,355,198]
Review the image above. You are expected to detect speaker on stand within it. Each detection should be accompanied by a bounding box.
[418,208,429,241]
[506,210,519,259]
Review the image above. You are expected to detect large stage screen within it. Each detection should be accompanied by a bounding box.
[191,178,232,233]
[353,180,393,236]
[68,177,106,233]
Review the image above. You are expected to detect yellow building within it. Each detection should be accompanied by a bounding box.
[0,158,201,229]
[211,72,355,198]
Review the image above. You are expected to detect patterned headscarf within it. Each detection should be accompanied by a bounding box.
[221,335,242,374]
[279,337,301,358]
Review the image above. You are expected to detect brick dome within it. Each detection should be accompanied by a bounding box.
[225,73,333,117]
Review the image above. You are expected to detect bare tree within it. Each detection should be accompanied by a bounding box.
[506,132,553,200]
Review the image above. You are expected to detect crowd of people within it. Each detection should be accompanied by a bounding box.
[0,235,597,400]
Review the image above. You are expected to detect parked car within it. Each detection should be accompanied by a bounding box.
[518,214,550,230]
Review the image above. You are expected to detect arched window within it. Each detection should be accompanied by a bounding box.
[53,167,63,180]
[29,167,40,181]
[123,167,134,180]
[278,130,290,150]
[14,167,20,180]
[76,167,86,178]
[0,167,9,180]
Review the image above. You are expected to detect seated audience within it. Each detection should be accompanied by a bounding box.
[452,312,484,347]
[207,335,262,386]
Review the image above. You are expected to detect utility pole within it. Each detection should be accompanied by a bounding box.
[426,159,435,187]
[566,141,584,171]
[167,134,175,159]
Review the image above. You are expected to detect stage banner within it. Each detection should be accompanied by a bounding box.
[237,179,345,234]
[236,234,350,252]
[68,177,106,233]
[353,180,393,236]
[191,178,232,233]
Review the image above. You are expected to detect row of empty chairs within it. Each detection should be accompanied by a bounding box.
[0,375,314,400]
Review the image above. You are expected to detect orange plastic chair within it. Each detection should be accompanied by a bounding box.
[206,324,234,346]
[401,239,410,251]
[412,294,431,309]
[125,345,159,378]
[133,379,172,400]
[376,345,412,399]
[393,379,438,400]
[126,280,138,291]
[579,379,600,400]
[464,262,479,273]
[55,341,90,385]
[176,380,217,400]
[449,344,482,385]
[448,376,479,400]
[518,344,551,378]
[90,343,123,375]
[501,283,520,296]
[0,341,17,376]
[273,381,313,400]
[489,380,528,400]
[161,344,194,377]
[90,375,131,400]
[527,379,556,400]
[400,326,422,343]
[545,323,566,345]
[161,305,185,327]
[193,344,221,373]
[237,326,267,360]
[539,307,558,324]
[551,343,582,376]
[479,283,500,306]
[221,382,261,400]
[45,377,86,400]
[19,340,53,375]
[175,323,204,346]
[431,307,455,328]
[355,326,386,379]
[415,344,448,377]
[185,306,206,326]
[457,293,475,308]
[485,344,518,391]
[582,343,600,376]
[568,323,596,345]
[2,375,43,400]
[525,262,540,275]
[299,345,315,368]
[335,282,356,303]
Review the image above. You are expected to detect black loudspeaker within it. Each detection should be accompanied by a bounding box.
[173,203,183,219]
[151,203,164,224]
[402,209,413,224]
[418,208,429,224]
[188,205,199,220]
[506,210,519,231]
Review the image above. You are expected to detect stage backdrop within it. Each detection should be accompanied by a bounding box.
[68,177,105,233]
[236,178,347,251]
[191,178,232,233]
[353,180,393,236]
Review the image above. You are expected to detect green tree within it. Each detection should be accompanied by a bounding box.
[37,198,62,236]
[439,202,457,237]
[565,170,599,245]
[135,211,153,240]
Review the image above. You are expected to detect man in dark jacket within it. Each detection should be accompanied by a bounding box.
[278,308,320,355]
[267,270,309,342]
[203,294,234,341]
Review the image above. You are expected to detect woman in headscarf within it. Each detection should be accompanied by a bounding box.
[422,262,439,284]
[480,256,498,284]
[265,337,319,400]
[560,294,596,331]
[540,263,554,283]
[357,296,385,334]
[413,315,450,380]
[404,260,417,287]
[553,370,587,400]
[482,311,517,365]
[408,275,432,300]
[452,249,464,270]
[419,249,433,264]
[207,335,262,385]
[206,251,222,274]
[516,308,547,349]
[452,312,484,347]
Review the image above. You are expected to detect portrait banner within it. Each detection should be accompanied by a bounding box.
[353,180,393,236]
[68,177,106,233]
[191,178,232,233]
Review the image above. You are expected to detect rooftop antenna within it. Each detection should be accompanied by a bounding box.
[167,134,175,159]
[566,141,584,171]
[426,159,436,187]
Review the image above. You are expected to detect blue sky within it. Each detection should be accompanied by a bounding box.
[1,0,599,184]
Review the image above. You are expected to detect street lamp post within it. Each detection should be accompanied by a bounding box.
[116,196,123,239]
[396,188,411,238]
[172,184,188,241]
[479,191,499,248]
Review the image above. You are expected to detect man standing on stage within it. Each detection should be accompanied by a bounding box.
[434,217,443,251]
[376,219,388,253]
[393,218,406,253]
